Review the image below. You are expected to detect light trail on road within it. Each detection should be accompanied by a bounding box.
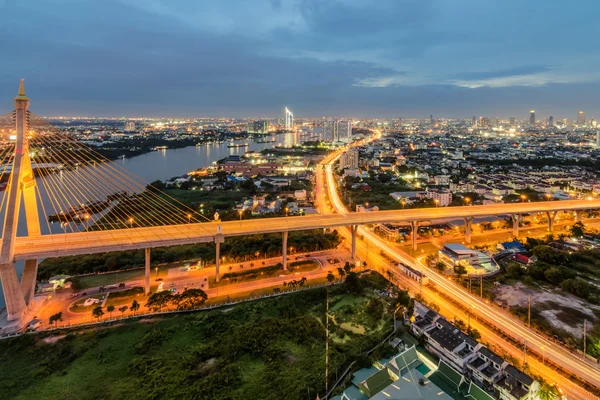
[320,130,600,399]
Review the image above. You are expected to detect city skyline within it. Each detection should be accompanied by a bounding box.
[1,0,600,118]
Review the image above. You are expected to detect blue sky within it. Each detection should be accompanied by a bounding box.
[1,0,599,119]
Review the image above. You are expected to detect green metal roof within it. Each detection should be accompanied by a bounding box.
[466,382,495,400]
[437,360,464,389]
[358,368,393,398]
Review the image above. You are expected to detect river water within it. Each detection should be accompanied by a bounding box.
[1,130,322,307]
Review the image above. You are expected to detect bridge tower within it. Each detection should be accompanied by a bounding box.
[0,80,41,321]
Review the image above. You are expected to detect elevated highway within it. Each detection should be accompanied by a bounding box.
[13,198,600,261]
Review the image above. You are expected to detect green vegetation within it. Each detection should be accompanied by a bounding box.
[342,174,412,210]
[0,273,399,400]
[38,229,341,280]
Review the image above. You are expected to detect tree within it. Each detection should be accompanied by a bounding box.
[506,264,522,279]
[174,288,208,310]
[337,267,346,279]
[453,318,467,331]
[537,381,560,400]
[298,277,307,288]
[326,271,335,284]
[130,300,140,315]
[344,272,363,295]
[467,327,481,340]
[343,261,354,274]
[146,290,174,312]
[92,306,104,321]
[570,221,586,238]
[107,304,115,318]
[435,262,446,273]
[544,267,564,285]
[119,305,128,317]
[454,264,467,278]
[49,312,63,327]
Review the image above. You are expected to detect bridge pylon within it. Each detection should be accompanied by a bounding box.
[0,80,41,321]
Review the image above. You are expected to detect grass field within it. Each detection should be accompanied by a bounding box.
[0,272,396,400]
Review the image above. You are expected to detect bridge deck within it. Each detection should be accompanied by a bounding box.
[13,198,600,260]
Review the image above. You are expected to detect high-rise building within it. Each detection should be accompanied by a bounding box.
[596,130,600,148]
[472,116,477,127]
[336,120,352,143]
[509,117,516,126]
[284,107,294,130]
[529,110,535,125]
[339,148,359,170]
[247,120,268,134]
[577,111,585,126]
[548,116,554,127]
[124,121,135,131]
[323,120,335,141]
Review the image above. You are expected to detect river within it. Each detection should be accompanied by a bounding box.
[1,129,323,307]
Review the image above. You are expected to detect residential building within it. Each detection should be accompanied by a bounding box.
[340,148,359,169]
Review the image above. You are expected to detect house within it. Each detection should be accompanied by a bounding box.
[398,263,429,285]
[497,241,526,253]
[439,244,479,269]
[468,347,507,389]
[494,365,540,400]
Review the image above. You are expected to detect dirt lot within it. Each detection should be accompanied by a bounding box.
[494,282,599,338]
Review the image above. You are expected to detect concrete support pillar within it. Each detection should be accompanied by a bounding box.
[546,211,557,232]
[575,211,583,222]
[511,214,521,238]
[282,231,289,270]
[464,217,474,244]
[215,242,221,283]
[144,248,151,295]
[20,259,38,308]
[411,221,419,251]
[0,264,26,320]
[351,225,357,260]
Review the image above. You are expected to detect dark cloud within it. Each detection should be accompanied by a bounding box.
[0,0,598,118]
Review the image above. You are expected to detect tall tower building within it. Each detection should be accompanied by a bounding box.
[577,111,585,126]
[596,130,600,148]
[472,116,477,127]
[548,116,554,127]
[336,120,352,143]
[323,120,335,141]
[284,107,294,130]
[339,148,359,170]
[529,110,535,125]
[509,117,516,126]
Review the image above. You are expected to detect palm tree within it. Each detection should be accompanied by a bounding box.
[119,306,128,317]
[130,300,140,316]
[326,271,335,284]
[92,306,104,321]
[337,267,346,279]
[107,304,115,318]
[537,380,560,400]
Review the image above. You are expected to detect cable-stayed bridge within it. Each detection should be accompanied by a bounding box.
[2,80,600,329]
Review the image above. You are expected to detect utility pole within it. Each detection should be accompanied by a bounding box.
[480,275,483,298]
[528,296,531,328]
[325,290,329,398]
[584,319,587,359]
[523,340,528,366]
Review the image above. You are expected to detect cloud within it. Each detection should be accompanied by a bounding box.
[1,0,600,117]
[452,65,553,81]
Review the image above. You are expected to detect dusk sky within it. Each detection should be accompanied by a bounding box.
[1,0,599,119]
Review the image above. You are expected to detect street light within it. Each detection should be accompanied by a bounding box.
[434,199,439,207]
[520,194,527,203]
[285,207,289,216]
[187,213,192,223]
[401,199,406,209]
[155,267,158,280]
[464,197,471,206]
[545,193,552,201]
[128,217,134,228]
[238,209,243,221]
